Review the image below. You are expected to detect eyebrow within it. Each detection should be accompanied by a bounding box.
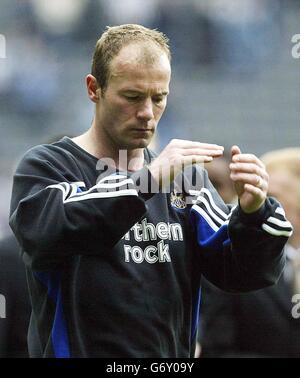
[121,89,169,96]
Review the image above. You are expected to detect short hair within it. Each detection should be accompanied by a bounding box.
[261,148,300,178]
[261,148,300,204]
[91,24,171,91]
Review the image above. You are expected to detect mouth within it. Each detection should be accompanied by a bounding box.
[131,128,153,133]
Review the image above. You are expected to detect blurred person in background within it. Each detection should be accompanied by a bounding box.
[9,24,291,358]
[192,0,281,73]
[104,0,159,27]
[0,135,67,358]
[199,148,300,358]
[156,0,214,67]
[0,233,30,358]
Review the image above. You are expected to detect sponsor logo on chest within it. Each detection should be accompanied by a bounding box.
[122,218,184,264]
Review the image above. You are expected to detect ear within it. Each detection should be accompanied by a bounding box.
[86,74,101,103]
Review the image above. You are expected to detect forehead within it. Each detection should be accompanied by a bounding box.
[109,43,171,90]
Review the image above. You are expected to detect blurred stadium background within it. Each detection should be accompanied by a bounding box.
[0,0,299,237]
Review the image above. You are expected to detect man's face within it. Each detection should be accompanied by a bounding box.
[96,43,171,151]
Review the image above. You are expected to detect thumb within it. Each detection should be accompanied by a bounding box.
[231,145,241,159]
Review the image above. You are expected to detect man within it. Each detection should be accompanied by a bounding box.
[199,148,300,358]
[9,24,292,358]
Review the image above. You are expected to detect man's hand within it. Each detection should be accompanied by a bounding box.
[148,139,224,189]
[230,146,269,214]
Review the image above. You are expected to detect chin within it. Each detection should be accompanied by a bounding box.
[137,140,150,148]
[126,138,152,150]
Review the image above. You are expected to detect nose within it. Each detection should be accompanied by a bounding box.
[136,98,154,122]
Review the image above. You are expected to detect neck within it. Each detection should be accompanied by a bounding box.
[72,120,145,172]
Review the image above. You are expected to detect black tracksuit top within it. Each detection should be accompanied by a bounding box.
[9,137,292,358]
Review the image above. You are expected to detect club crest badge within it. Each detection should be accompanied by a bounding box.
[170,190,187,209]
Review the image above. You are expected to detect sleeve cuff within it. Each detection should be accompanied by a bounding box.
[236,201,268,226]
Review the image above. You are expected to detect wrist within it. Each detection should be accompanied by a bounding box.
[238,201,267,225]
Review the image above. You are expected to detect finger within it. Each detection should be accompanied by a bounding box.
[229,163,268,180]
[181,148,224,157]
[232,154,265,169]
[230,172,267,190]
[171,139,224,150]
[231,145,241,157]
[196,143,224,151]
[243,183,266,198]
[182,155,214,165]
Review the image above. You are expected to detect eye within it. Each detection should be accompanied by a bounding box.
[124,94,141,102]
[153,96,165,105]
